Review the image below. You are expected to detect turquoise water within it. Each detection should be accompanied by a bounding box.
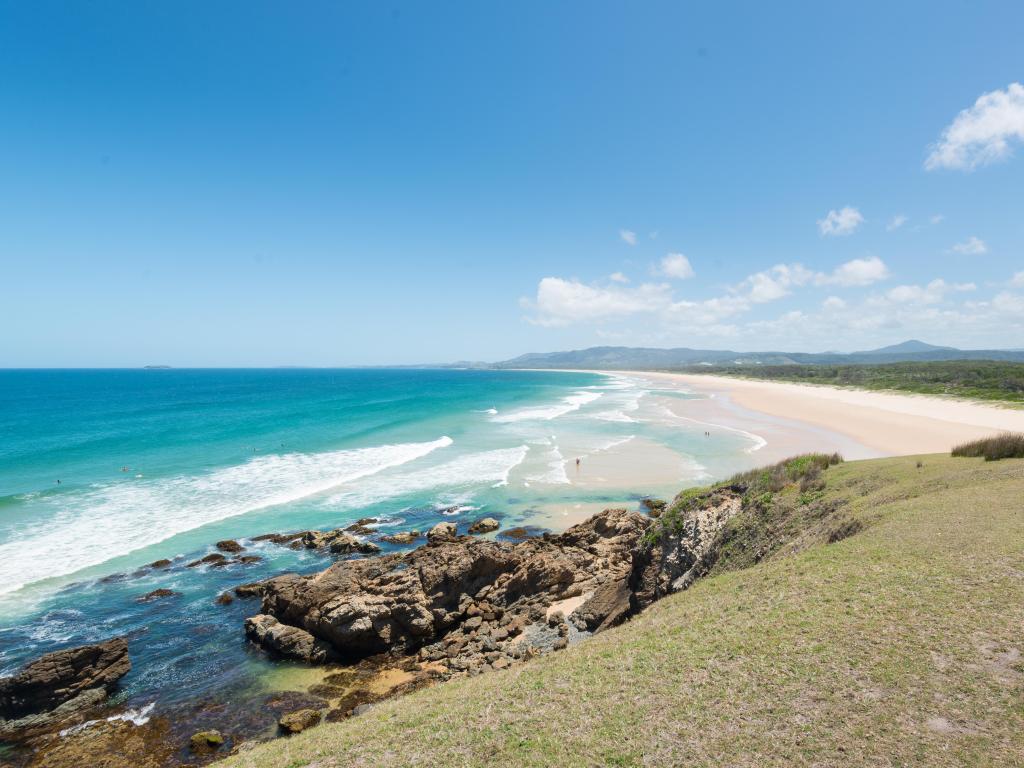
[0,368,757,744]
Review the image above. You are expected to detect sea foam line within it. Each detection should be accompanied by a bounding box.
[0,437,454,597]
[323,444,530,507]
[491,391,603,423]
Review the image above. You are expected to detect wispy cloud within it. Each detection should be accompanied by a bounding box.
[926,82,1024,171]
[886,214,908,231]
[818,206,864,237]
[619,229,637,246]
[1012,271,1024,287]
[609,272,630,284]
[658,253,695,280]
[950,236,987,255]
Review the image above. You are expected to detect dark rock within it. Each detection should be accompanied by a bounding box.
[345,518,378,535]
[245,614,338,663]
[0,637,130,739]
[641,498,667,517]
[497,525,549,542]
[468,517,500,534]
[279,708,321,734]
[215,592,234,606]
[189,729,224,754]
[216,539,244,553]
[136,588,179,603]
[380,530,421,545]
[574,577,633,632]
[236,555,263,564]
[148,558,173,569]
[187,553,227,568]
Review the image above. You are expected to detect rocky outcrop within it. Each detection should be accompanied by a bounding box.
[254,527,381,555]
[246,510,651,668]
[216,539,244,553]
[0,637,131,740]
[427,521,458,542]
[468,518,500,534]
[245,615,339,663]
[629,490,742,611]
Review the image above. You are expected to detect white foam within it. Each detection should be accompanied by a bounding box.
[60,702,156,737]
[323,445,529,508]
[591,435,636,453]
[0,437,454,596]
[491,391,603,423]
[525,445,570,485]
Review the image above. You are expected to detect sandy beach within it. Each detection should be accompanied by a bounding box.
[636,371,1024,457]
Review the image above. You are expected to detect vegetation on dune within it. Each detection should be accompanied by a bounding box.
[218,452,1024,767]
[952,432,1024,460]
[678,359,1024,403]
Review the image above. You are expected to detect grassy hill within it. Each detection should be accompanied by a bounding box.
[221,454,1024,767]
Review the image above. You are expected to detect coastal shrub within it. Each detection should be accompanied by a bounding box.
[650,453,845,547]
[951,433,1024,461]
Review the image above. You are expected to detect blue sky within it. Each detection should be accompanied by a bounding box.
[1,1,1022,366]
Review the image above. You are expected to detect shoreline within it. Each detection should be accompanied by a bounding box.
[626,371,1024,457]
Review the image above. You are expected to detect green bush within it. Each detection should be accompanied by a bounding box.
[951,433,1024,461]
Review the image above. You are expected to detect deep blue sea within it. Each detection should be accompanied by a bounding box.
[0,368,759,742]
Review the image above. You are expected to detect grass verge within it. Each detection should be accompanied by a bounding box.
[220,454,1024,768]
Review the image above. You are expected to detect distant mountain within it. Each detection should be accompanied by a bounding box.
[487,341,1024,370]
[855,340,955,355]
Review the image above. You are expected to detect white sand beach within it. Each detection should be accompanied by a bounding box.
[637,372,1024,457]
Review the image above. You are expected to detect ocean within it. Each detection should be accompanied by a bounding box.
[0,368,762,737]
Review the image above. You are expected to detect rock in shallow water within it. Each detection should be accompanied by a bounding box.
[245,614,339,663]
[0,637,131,740]
[468,517,500,534]
[189,729,225,754]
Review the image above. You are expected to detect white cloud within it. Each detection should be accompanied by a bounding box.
[950,236,987,255]
[930,214,945,225]
[525,277,670,326]
[926,82,1024,171]
[619,229,637,246]
[659,253,695,280]
[818,206,864,236]
[820,255,890,287]
[822,296,846,310]
[886,214,908,231]
[738,263,814,303]
[1013,271,1024,287]
[885,279,975,305]
[609,272,630,283]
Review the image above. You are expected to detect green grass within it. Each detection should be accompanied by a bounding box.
[220,455,1024,767]
[678,360,1024,403]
